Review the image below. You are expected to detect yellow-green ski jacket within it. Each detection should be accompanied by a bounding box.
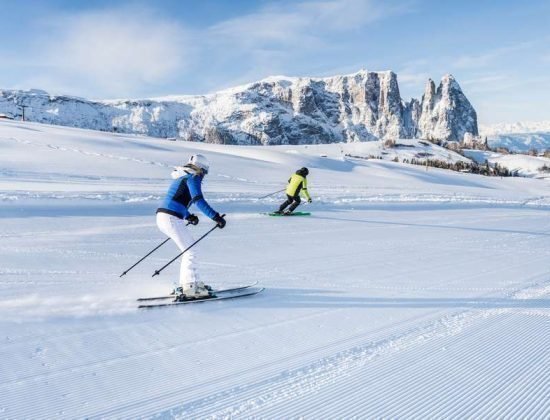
[286,174,311,200]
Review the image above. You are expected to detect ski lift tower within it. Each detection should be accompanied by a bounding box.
[18,105,29,121]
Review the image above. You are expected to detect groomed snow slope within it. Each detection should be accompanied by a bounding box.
[0,120,549,418]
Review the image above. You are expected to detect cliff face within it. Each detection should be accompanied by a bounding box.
[417,75,478,141]
[0,71,478,144]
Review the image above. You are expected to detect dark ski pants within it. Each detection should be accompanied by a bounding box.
[279,194,301,212]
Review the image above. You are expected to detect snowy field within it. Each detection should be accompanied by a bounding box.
[463,149,550,179]
[1,120,549,418]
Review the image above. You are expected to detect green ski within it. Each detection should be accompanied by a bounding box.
[265,212,311,216]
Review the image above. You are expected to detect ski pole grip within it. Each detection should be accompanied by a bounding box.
[216,214,226,228]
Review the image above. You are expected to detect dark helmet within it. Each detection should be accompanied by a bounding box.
[297,167,309,176]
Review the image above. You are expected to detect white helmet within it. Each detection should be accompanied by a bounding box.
[188,154,210,174]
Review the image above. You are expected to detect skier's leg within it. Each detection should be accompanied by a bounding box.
[172,225,199,287]
[277,195,293,212]
[156,213,200,287]
[287,195,301,212]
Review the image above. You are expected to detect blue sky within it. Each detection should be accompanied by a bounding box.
[1,0,549,124]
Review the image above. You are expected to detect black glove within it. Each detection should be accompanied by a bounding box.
[308,198,312,203]
[213,213,226,229]
[186,214,199,225]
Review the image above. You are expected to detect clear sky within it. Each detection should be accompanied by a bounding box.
[1,0,549,124]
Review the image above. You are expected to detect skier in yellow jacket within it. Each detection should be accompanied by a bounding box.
[275,167,312,214]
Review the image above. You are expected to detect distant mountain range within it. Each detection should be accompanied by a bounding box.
[480,120,550,136]
[479,121,550,153]
[0,70,478,145]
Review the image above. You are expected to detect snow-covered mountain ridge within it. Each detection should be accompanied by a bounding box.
[480,120,550,136]
[0,70,478,145]
[479,121,550,153]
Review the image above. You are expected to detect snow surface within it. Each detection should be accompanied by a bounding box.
[464,149,550,179]
[1,119,549,418]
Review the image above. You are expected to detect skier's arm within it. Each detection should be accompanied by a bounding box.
[187,175,218,219]
[301,178,311,201]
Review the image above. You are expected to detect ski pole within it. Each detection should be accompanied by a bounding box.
[151,215,225,278]
[120,238,170,277]
[258,188,285,199]
[119,221,191,277]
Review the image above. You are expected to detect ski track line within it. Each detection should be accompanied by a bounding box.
[488,355,548,418]
[0,305,349,389]
[92,314,450,417]
[3,249,536,404]
[391,314,541,418]
[445,316,547,418]
[236,311,513,418]
[2,135,170,169]
[0,246,132,258]
[0,169,161,185]
[399,314,540,418]
[276,312,505,417]
[152,309,496,418]
[195,310,547,419]
[313,309,547,417]
[169,276,546,414]
[434,319,526,414]
[0,309,182,347]
[89,307,450,419]
[0,191,163,203]
[0,223,156,242]
[211,320,480,417]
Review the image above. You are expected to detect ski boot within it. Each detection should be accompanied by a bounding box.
[174,281,214,301]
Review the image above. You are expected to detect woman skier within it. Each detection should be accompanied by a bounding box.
[156,154,226,299]
[275,167,312,214]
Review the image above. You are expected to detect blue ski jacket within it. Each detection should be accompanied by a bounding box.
[157,174,218,220]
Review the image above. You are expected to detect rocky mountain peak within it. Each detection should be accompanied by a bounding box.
[0,69,478,144]
[417,74,477,141]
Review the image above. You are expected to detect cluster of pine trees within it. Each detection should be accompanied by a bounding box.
[345,151,516,177]
[400,157,514,177]
[345,134,550,177]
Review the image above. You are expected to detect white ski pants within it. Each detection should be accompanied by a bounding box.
[156,212,199,286]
